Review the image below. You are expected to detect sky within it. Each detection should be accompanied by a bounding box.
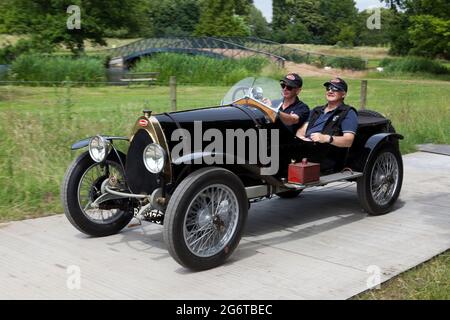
[253,0,385,22]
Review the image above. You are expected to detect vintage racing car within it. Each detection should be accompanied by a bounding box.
[62,77,403,270]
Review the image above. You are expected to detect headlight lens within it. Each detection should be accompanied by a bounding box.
[89,135,109,163]
[143,143,165,173]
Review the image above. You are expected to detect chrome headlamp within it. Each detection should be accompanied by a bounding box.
[88,135,110,163]
[143,143,166,174]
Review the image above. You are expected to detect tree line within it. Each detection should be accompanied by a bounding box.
[0,0,448,60]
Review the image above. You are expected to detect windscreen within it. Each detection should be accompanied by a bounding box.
[221,77,283,111]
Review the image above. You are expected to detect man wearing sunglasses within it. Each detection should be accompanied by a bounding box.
[296,77,357,148]
[270,73,310,135]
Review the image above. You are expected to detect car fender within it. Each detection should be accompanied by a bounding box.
[363,133,403,172]
[71,136,129,150]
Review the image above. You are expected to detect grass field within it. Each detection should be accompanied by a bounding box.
[0,34,139,53]
[354,250,449,300]
[1,77,449,221]
[287,44,391,69]
[287,44,390,59]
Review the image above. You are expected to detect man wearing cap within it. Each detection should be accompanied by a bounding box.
[296,77,358,148]
[267,73,310,135]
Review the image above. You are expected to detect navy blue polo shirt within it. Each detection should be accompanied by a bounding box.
[305,104,358,137]
[275,97,310,134]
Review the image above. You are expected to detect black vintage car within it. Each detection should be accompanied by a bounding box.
[62,77,403,270]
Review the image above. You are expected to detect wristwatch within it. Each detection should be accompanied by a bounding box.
[328,135,334,144]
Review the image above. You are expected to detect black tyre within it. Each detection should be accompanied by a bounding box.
[276,189,303,198]
[357,144,403,215]
[61,151,134,237]
[163,167,248,270]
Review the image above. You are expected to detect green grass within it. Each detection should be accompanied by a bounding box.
[0,34,139,52]
[133,53,281,85]
[0,34,28,48]
[8,54,107,84]
[0,77,449,221]
[353,250,449,299]
[0,84,227,221]
[287,44,391,60]
[367,59,383,69]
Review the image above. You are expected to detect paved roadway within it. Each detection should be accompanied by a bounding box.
[0,151,449,299]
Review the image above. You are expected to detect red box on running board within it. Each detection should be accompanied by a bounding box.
[288,158,320,184]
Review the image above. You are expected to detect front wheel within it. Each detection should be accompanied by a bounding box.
[357,145,403,215]
[163,167,248,270]
[61,151,134,237]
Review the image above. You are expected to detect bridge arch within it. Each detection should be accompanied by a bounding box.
[123,48,227,66]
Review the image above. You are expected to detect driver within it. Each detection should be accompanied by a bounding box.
[266,73,310,135]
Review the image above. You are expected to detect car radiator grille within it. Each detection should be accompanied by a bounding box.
[125,129,159,194]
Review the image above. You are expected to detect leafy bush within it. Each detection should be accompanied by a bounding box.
[133,53,275,85]
[283,52,310,64]
[0,38,55,64]
[8,54,106,85]
[324,56,367,70]
[379,57,449,75]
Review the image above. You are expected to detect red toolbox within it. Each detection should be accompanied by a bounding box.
[288,158,320,184]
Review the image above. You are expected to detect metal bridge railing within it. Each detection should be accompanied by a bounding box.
[101,37,367,70]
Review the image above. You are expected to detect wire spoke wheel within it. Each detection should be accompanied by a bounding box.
[183,184,239,257]
[370,152,399,206]
[164,167,248,270]
[357,145,403,215]
[77,161,125,224]
[62,151,134,237]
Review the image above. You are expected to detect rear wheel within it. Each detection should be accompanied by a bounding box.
[357,145,403,215]
[163,167,248,270]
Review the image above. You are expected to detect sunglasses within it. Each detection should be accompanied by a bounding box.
[326,85,342,92]
[281,83,295,91]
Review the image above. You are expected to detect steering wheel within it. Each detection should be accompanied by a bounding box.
[231,86,251,101]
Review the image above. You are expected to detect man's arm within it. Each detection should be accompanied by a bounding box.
[295,122,311,141]
[278,111,299,126]
[309,132,355,148]
[309,109,358,148]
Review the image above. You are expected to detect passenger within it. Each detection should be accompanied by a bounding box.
[296,77,358,148]
[265,73,310,135]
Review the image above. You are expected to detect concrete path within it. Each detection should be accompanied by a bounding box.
[0,151,449,299]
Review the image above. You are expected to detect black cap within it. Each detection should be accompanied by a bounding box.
[323,77,348,92]
[280,73,303,88]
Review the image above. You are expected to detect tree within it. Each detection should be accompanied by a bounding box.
[271,0,359,45]
[194,0,252,37]
[408,15,450,59]
[0,0,147,54]
[379,0,407,10]
[319,0,359,45]
[356,8,395,46]
[147,0,200,37]
[248,5,271,39]
[272,0,292,34]
[381,0,450,58]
